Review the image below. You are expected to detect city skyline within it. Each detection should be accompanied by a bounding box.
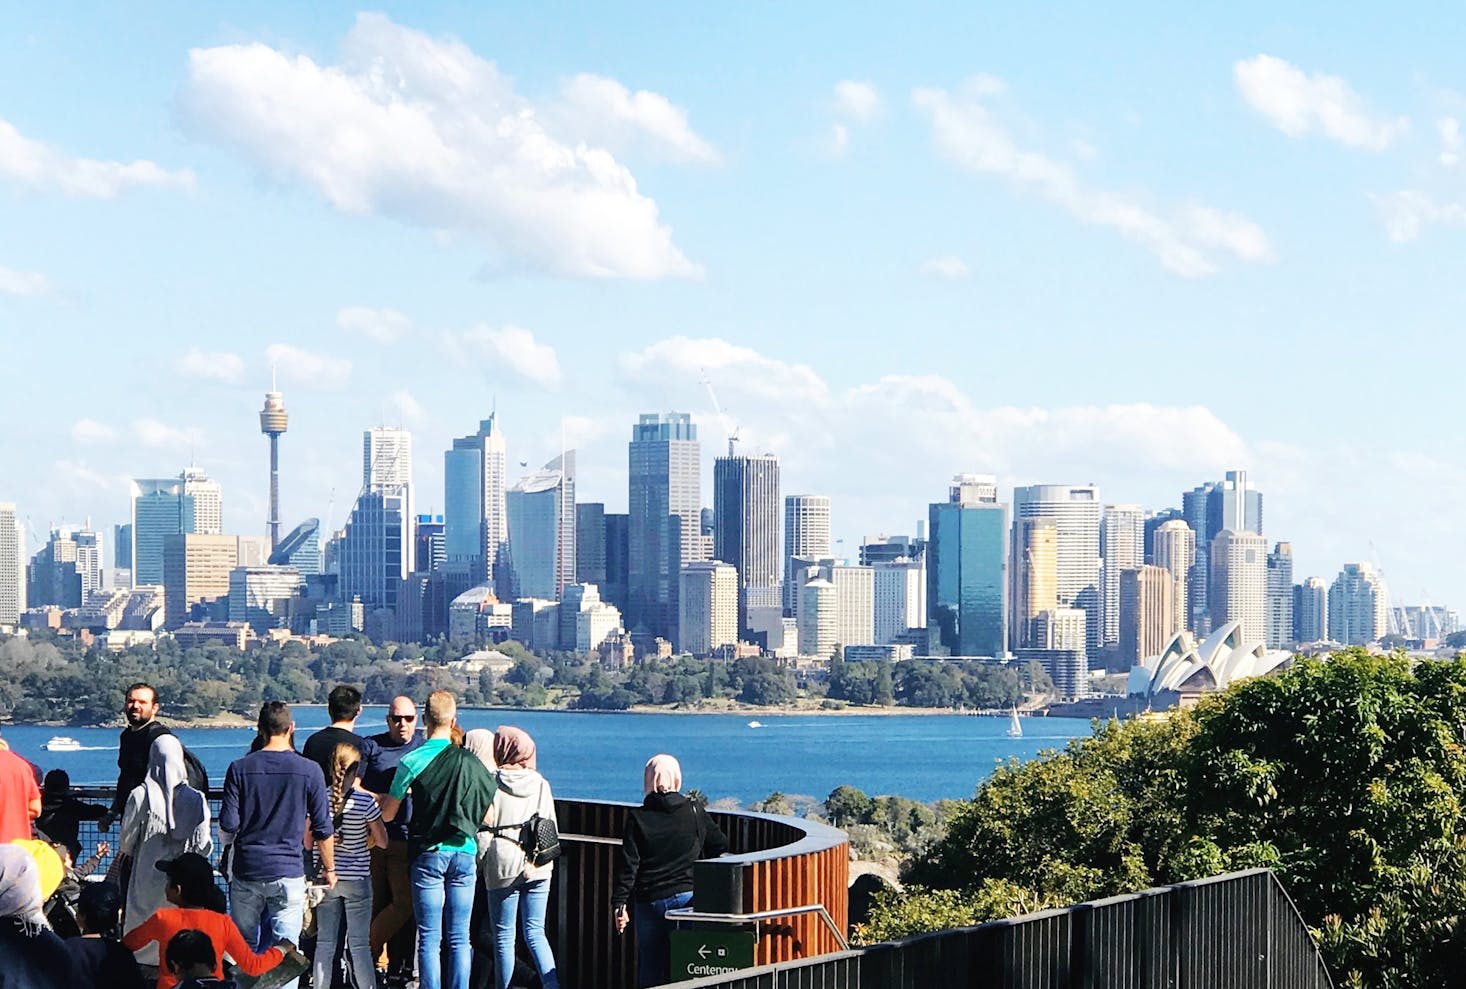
[5,7,1465,606]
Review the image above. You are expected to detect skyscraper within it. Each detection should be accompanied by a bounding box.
[783,495,831,616]
[1010,518,1057,650]
[1265,542,1294,649]
[713,452,781,635]
[1013,484,1101,651]
[1151,520,1195,637]
[1209,530,1267,643]
[163,533,238,628]
[1182,470,1263,634]
[444,415,508,584]
[0,504,24,626]
[1119,565,1174,667]
[364,427,413,491]
[131,469,222,587]
[259,387,288,550]
[929,476,1008,657]
[603,513,630,613]
[27,528,83,608]
[339,488,411,613]
[1328,563,1387,645]
[576,503,607,587]
[627,413,700,642]
[678,561,738,657]
[797,577,837,659]
[873,558,925,645]
[505,452,576,601]
[414,515,445,573]
[831,564,875,648]
[1294,577,1328,643]
[1100,504,1145,650]
[180,467,223,536]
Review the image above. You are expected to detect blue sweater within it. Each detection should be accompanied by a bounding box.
[219,749,334,882]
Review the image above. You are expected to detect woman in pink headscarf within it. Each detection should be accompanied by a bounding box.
[611,754,729,988]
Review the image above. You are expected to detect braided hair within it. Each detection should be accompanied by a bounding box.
[329,742,361,830]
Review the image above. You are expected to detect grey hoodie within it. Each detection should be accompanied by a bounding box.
[477,767,556,889]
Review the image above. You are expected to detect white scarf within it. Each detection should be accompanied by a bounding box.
[143,735,206,840]
[0,846,44,926]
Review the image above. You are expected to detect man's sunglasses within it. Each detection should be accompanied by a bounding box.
[388,714,416,723]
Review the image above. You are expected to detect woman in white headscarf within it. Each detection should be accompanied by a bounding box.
[0,843,70,988]
[118,734,211,965]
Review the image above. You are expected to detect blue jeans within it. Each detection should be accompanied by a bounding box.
[487,878,559,989]
[230,876,306,989]
[314,877,375,989]
[633,890,692,988]
[411,850,477,989]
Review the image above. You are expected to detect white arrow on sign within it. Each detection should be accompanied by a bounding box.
[698,945,711,959]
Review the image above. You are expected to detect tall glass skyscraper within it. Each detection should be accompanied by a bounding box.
[131,469,222,587]
[1182,470,1263,634]
[713,452,781,635]
[1013,483,1102,652]
[627,413,700,642]
[443,415,507,583]
[928,476,1007,657]
[505,452,576,601]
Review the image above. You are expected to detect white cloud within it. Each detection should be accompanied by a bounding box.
[1372,189,1466,242]
[70,419,117,444]
[0,265,50,297]
[0,117,195,197]
[54,460,131,495]
[1233,55,1406,151]
[446,325,561,388]
[175,348,245,384]
[338,306,413,344]
[1439,117,1462,166]
[920,255,970,279]
[178,14,699,280]
[264,343,353,387]
[555,73,720,164]
[132,418,205,449]
[390,390,427,425]
[913,78,1274,277]
[835,80,882,121]
[620,336,830,407]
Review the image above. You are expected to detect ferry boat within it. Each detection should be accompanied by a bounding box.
[747,720,763,729]
[44,736,82,752]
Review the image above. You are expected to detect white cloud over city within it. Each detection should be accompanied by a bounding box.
[177,13,700,280]
[175,348,245,384]
[0,117,195,197]
[445,325,562,388]
[338,306,414,344]
[264,343,353,388]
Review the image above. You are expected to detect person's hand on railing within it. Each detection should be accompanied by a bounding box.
[614,905,629,934]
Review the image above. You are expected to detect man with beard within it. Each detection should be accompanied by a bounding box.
[99,683,171,831]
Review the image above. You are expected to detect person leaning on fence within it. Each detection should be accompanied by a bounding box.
[36,769,107,861]
[66,882,147,989]
[378,690,495,989]
[479,725,560,989]
[613,753,730,989]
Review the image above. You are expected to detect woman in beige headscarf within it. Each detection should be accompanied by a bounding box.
[611,754,730,988]
[118,734,212,965]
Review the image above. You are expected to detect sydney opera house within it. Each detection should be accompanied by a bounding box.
[1127,620,1293,701]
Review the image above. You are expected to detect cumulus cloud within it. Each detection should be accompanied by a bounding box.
[338,305,413,344]
[920,255,970,279]
[264,343,352,387]
[391,390,427,425]
[446,325,561,388]
[620,336,830,407]
[1233,55,1406,151]
[913,78,1274,277]
[555,73,720,164]
[0,117,195,197]
[70,419,117,444]
[54,459,131,495]
[835,80,882,120]
[178,14,699,280]
[1372,189,1466,242]
[0,265,51,297]
[133,418,205,449]
[175,348,245,384]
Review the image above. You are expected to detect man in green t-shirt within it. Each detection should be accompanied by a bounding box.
[378,691,494,989]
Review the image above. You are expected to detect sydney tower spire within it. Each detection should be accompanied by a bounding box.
[259,382,288,551]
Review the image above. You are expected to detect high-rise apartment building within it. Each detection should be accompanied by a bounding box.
[1182,470,1262,634]
[1328,563,1387,645]
[505,453,576,601]
[797,577,837,659]
[783,495,831,616]
[163,533,238,628]
[1294,577,1328,643]
[1030,607,1088,652]
[1142,508,1183,565]
[0,504,23,627]
[678,561,738,657]
[1209,530,1267,643]
[1151,520,1195,637]
[1013,484,1101,651]
[831,564,875,648]
[627,413,701,642]
[1265,542,1294,649]
[1119,565,1175,667]
[443,415,508,583]
[714,453,781,635]
[929,476,1007,657]
[1010,518,1057,650]
[873,558,925,645]
[1101,504,1145,649]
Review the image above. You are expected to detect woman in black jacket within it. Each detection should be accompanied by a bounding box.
[612,754,728,988]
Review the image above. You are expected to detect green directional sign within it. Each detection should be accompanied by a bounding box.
[669,928,757,982]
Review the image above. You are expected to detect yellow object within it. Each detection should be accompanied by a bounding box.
[10,838,64,899]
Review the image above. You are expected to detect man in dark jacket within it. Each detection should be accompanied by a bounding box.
[99,683,170,830]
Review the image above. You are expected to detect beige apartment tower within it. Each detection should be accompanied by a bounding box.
[1119,565,1175,666]
[1209,530,1267,643]
[163,534,239,629]
[678,561,738,657]
[1151,520,1195,636]
[1010,517,1057,649]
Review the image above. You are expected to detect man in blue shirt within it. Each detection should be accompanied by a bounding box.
[219,701,335,989]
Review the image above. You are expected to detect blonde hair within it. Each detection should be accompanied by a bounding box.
[329,742,361,828]
[424,690,457,731]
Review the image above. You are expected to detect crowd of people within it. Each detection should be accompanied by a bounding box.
[0,681,730,989]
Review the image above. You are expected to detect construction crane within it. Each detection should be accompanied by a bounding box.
[700,371,740,457]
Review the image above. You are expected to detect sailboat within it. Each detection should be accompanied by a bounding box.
[1005,706,1023,738]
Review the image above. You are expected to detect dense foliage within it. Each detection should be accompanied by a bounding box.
[871,650,1466,988]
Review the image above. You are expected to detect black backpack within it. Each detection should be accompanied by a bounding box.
[180,742,209,794]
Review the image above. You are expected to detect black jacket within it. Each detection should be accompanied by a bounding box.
[612,792,728,909]
[111,721,171,817]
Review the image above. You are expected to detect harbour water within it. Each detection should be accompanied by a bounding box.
[5,709,1093,805]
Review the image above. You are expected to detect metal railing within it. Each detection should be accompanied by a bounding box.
[670,869,1332,989]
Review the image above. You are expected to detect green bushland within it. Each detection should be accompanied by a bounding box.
[862,648,1466,989]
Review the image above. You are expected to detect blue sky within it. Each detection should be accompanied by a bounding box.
[3,3,1464,610]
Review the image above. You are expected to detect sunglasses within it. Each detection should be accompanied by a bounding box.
[388,714,416,723]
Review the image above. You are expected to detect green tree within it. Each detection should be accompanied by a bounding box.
[826,785,875,827]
